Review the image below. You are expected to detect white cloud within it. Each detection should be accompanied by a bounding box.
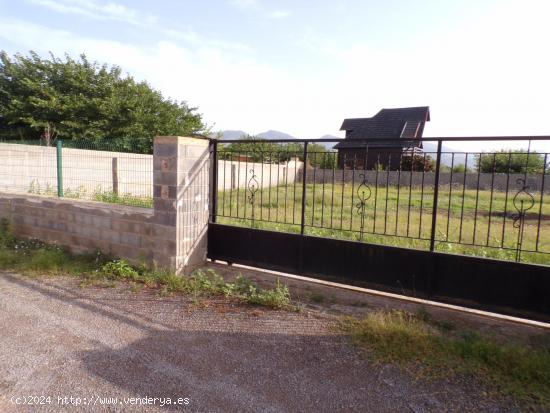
[267,10,290,19]
[28,0,157,26]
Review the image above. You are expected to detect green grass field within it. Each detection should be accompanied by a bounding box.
[217,183,550,265]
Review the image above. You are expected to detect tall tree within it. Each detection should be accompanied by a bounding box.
[400,154,436,172]
[0,51,205,152]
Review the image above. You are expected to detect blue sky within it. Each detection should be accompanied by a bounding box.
[1,0,550,150]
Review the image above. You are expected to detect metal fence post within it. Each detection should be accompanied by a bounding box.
[300,142,309,235]
[429,139,442,251]
[210,139,218,223]
[297,142,309,275]
[56,140,63,198]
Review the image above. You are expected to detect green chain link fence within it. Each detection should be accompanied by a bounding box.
[0,139,153,208]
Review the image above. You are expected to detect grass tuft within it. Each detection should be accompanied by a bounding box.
[244,279,291,309]
[340,310,550,408]
[309,292,326,304]
[92,190,153,208]
[22,248,69,272]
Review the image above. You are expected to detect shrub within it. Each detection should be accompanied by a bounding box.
[400,154,436,172]
[100,259,139,280]
[245,279,291,309]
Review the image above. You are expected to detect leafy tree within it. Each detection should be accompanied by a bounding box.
[476,150,546,173]
[0,51,205,152]
[270,141,304,164]
[451,164,471,173]
[265,141,336,168]
[221,136,284,162]
[400,154,436,172]
[305,143,336,169]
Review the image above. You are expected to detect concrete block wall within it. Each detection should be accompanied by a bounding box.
[0,195,174,264]
[0,136,210,274]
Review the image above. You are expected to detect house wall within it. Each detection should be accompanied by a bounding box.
[337,148,405,170]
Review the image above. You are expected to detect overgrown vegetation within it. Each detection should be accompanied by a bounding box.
[340,309,550,409]
[0,219,290,309]
[95,260,291,309]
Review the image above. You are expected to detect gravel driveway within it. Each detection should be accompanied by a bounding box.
[0,272,515,412]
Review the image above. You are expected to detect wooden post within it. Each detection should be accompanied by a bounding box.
[112,157,119,196]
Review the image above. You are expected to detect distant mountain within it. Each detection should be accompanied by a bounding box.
[255,130,339,150]
[422,142,460,167]
[213,129,296,141]
[213,129,342,149]
[317,134,343,149]
[211,130,247,140]
[256,130,296,140]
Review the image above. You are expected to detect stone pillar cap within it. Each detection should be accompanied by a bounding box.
[154,136,210,146]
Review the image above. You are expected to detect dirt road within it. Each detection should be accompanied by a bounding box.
[0,272,514,412]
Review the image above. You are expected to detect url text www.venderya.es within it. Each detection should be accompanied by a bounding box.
[10,395,190,407]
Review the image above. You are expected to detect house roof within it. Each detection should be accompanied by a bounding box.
[334,106,430,149]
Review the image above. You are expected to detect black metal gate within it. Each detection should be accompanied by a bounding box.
[207,137,550,321]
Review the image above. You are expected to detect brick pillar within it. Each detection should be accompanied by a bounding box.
[153,136,210,274]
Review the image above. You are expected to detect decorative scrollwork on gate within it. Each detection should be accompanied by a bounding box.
[512,178,535,262]
[355,173,372,241]
[247,168,259,221]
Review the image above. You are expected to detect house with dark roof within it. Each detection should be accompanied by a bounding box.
[334,106,430,170]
